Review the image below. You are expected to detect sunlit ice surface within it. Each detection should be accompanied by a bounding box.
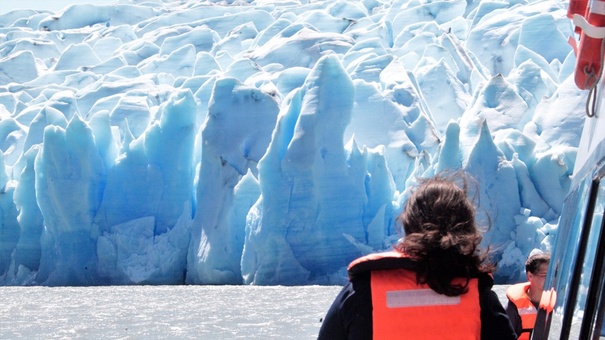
[0,0,582,286]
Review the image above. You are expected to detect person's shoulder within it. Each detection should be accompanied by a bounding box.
[347,252,417,280]
[349,272,371,294]
[477,272,495,290]
[332,274,371,305]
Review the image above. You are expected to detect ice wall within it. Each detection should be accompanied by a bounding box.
[0,0,586,285]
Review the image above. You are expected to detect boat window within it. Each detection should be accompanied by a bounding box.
[568,179,605,338]
[544,177,592,339]
[585,181,605,339]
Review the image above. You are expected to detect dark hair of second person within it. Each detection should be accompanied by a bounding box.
[525,252,550,274]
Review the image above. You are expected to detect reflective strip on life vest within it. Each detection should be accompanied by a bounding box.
[517,306,538,315]
[386,288,461,308]
[371,268,481,340]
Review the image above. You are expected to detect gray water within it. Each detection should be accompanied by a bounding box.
[0,285,509,339]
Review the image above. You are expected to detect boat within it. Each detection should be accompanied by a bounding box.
[532,1,605,337]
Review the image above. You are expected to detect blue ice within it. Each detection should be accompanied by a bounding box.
[0,0,585,286]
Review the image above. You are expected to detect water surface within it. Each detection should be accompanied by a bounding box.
[0,285,509,339]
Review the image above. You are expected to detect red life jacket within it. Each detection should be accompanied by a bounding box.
[348,251,482,340]
[505,282,537,340]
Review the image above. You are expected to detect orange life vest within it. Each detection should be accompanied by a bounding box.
[506,282,537,340]
[348,251,482,340]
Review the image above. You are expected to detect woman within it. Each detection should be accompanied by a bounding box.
[318,175,516,340]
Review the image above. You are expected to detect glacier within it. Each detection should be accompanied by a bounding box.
[0,0,586,286]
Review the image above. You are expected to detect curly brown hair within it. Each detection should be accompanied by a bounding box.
[395,173,493,296]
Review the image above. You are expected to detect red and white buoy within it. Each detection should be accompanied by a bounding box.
[573,0,605,90]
